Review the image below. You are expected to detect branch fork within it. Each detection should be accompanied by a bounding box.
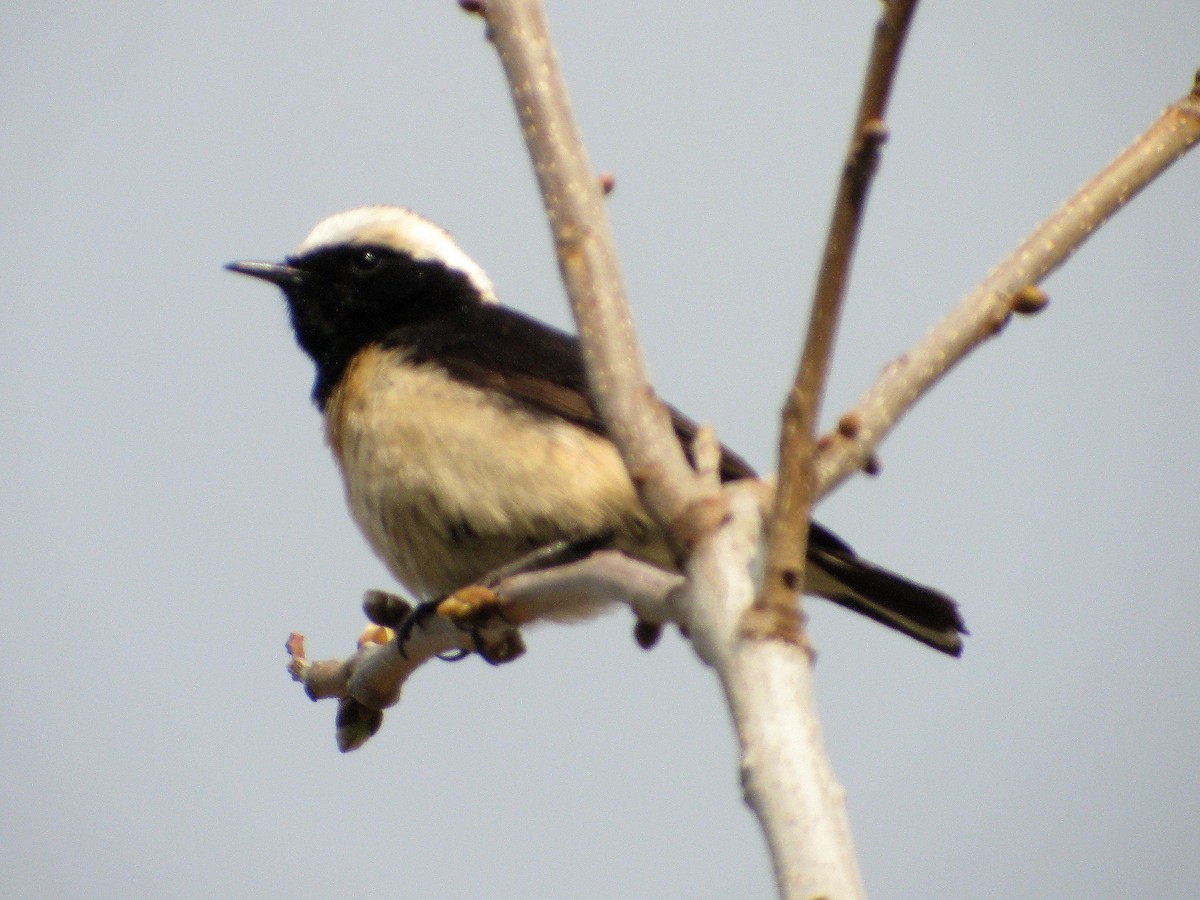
[283,2,1200,895]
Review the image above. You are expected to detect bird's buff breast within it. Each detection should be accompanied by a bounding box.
[323,345,658,601]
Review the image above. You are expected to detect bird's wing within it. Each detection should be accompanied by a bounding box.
[387,301,756,482]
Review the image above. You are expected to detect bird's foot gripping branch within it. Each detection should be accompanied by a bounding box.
[286,550,685,752]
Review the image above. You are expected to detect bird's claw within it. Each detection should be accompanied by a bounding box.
[393,585,524,666]
[437,586,524,665]
[393,598,446,659]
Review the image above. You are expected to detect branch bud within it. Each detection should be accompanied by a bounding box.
[837,411,862,439]
[1010,285,1050,315]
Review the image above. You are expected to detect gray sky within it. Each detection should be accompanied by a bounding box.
[2,3,1197,898]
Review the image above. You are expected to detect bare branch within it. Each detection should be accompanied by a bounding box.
[469,2,873,893]
[814,74,1200,498]
[286,553,683,751]
[685,482,865,898]
[477,0,711,541]
[756,0,921,636]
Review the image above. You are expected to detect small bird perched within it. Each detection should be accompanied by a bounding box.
[228,206,966,655]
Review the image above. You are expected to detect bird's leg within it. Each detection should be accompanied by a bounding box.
[481,533,613,588]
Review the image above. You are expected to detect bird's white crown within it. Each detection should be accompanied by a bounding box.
[294,205,498,302]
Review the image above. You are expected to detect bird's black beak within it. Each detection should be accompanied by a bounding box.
[225,260,307,289]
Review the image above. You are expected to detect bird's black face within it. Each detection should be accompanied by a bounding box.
[283,244,482,364]
[232,244,485,405]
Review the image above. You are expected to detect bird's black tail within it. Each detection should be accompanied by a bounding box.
[806,537,967,657]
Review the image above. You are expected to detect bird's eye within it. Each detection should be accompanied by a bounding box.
[349,249,382,274]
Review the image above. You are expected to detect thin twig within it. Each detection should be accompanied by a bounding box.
[813,73,1200,498]
[287,553,685,751]
[476,0,711,542]
[755,0,920,640]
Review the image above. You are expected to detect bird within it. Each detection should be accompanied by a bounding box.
[228,205,966,656]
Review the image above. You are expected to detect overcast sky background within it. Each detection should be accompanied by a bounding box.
[2,3,1197,898]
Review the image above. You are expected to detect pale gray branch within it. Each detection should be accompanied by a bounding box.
[814,76,1200,499]
[478,0,709,537]
[286,552,682,751]
[684,482,864,898]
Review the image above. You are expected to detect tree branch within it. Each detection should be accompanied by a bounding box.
[288,552,685,752]
[813,72,1200,498]
[466,2,868,894]
[756,0,920,641]
[684,481,865,898]
[472,0,711,542]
